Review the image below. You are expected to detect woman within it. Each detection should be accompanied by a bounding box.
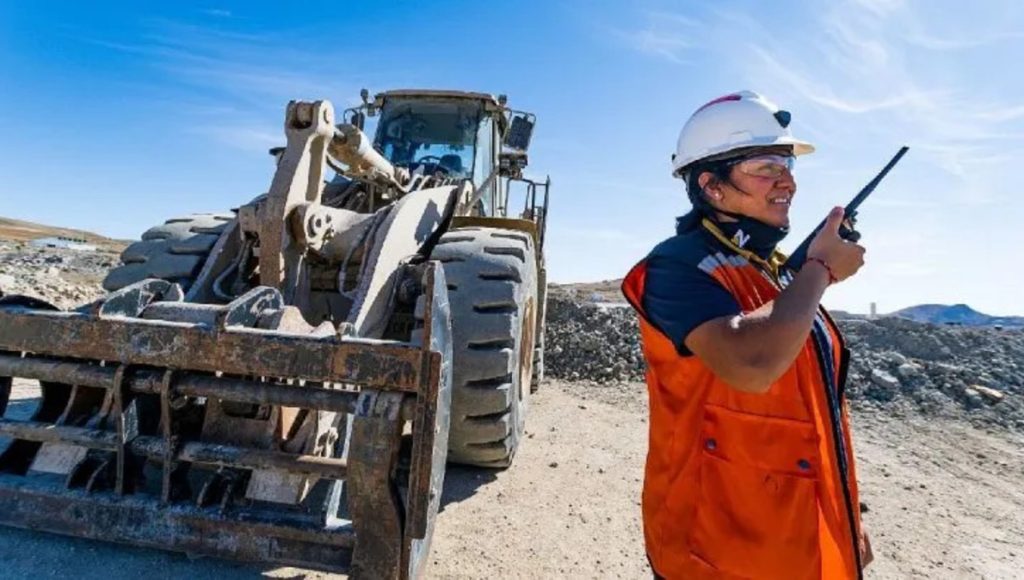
[622,91,872,579]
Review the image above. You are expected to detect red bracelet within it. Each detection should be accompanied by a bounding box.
[806,257,838,285]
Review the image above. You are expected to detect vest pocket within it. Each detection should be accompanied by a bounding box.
[689,407,821,578]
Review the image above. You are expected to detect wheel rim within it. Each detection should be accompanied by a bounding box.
[517,298,536,403]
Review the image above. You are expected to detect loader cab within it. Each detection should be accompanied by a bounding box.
[371,95,495,202]
[374,98,492,181]
[350,91,508,214]
[345,89,543,224]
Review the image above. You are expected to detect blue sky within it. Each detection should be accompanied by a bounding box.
[1,0,1022,315]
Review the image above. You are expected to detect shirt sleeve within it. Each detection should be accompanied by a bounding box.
[641,253,741,356]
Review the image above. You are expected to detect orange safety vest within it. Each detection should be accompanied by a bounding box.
[622,219,863,580]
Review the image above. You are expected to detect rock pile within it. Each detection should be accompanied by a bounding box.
[0,241,114,309]
[546,296,644,384]
[544,293,1024,432]
[841,316,1024,429]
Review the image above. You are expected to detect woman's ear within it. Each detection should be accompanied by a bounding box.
[698,172,722,200]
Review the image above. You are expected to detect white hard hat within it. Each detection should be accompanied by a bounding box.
[672,90,815,177]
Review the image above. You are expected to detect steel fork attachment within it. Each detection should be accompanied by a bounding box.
[0,263,451,579]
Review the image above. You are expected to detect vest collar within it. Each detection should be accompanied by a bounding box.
[701,218,788,280]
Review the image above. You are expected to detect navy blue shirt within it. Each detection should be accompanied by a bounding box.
[641,225,742,357]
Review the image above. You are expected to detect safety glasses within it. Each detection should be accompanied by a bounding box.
[729,154,795,179]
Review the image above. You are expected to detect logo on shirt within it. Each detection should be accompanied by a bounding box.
[733,229,750,248]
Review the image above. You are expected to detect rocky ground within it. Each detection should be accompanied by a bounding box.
[546,287,1024,434]
[0,241,116,308]
[0,243,1022,578]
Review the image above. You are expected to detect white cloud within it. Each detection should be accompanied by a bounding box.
[79,19,366,103]
[612,11,699,64]
[77,19,379,150]
[822,12,890,71]
[749,46,938,115]
[847,0,906,17]
[904,30,1024,51]
[188,124,281,153]
[970,104,1024,123]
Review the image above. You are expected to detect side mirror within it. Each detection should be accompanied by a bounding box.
[503,114,534,151]
[349,111,366,130]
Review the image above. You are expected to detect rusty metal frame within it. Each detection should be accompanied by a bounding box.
[0,263,451,579]
[0,309,435,392]
[0,473,357,569]
[0,353,367,413]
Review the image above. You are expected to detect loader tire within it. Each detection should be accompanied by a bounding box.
[103,213,234,293]
[432,227,538,468]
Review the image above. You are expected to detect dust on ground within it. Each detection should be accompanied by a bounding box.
[2,379,1022,579]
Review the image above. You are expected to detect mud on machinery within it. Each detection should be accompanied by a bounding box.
[0,89,550,578]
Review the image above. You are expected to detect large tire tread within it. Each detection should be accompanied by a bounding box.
[103,213,234,292]
[435,227,538,468]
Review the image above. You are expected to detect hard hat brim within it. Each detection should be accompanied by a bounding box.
[673,137,815,177]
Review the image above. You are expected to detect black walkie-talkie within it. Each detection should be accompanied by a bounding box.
[784,146,909,272]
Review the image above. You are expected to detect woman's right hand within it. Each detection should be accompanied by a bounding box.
[806,206,866,283]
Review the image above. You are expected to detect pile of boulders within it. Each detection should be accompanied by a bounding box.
[841,317,1024,429]
[545,295,644,383]
[543,293,1024,432]
[0,242,114,309]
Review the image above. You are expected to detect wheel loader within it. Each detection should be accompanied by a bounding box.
[0,89,550,578]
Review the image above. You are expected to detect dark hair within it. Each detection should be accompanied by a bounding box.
[675,161,733,234]
[675,160,733,233]
[684,160,733,209]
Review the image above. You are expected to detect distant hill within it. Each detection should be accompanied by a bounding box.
[891,304,1024,328]
[0,217,126,253]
